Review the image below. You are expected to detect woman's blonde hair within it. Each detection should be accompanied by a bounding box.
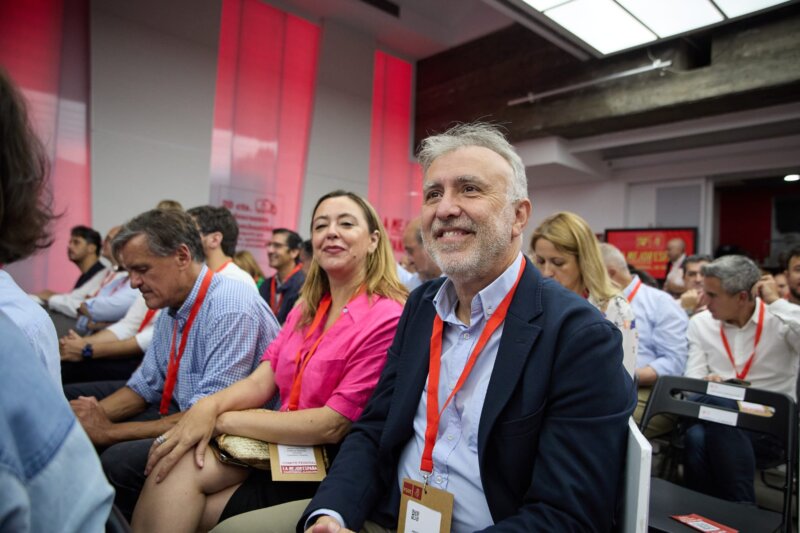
[299,190,407,326]
[530,211,619,304]
[233,250,265,281]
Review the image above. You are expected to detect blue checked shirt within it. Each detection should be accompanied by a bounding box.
[127,265,280,410]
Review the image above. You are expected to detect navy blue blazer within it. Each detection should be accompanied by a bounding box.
[301,258,636,532]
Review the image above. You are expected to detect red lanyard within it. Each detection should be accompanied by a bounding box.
[270,263,303,314]
[90,269,117,298]
[215,260,232,273]
[420,259,525,474]
[159,268,214,415]
[286,294,333,411]
[719,299,766,381]
[138,309,157,333]
[626,279,643,303]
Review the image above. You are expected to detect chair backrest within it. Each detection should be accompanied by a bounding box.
[640,375,796,528]
[621,417,652,533]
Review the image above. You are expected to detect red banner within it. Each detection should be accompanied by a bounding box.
[605,228,697,280]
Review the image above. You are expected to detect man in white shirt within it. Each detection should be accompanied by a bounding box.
[663,238,687,297]
[187,205,257,291]
[684,255,800,502]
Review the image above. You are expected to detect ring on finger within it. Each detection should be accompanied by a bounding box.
[155,434,167,446]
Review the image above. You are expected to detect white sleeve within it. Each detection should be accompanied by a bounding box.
[684,316,710,379]
[767,298,800,351]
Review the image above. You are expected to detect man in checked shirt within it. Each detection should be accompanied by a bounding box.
[65,208,280,520]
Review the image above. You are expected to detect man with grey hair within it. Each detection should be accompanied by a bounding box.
[600,243,688,435]
[684,254,800,502]
[216,123,635,533]
[65,208,280,520]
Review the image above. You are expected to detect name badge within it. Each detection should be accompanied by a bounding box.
[268,443,327,481]
[397,477,453,533]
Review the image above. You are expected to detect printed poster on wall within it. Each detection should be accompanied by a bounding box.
[604,227,697,280]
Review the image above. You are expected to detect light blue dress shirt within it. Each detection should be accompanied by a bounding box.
[127,265,280,410]
[624,275,689,376]
[75,272,138,335]
[0,310,114,532]
[0,270,60,384]
[394,252,526,532]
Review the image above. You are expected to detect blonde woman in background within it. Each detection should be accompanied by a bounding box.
[531,212,637,375]
[234,250,267,291]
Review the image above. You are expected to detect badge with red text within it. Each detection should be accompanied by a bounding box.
[268,443,326,481]
[397,478,453,533]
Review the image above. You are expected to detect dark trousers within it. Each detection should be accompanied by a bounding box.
[64,380,179,521]
[61,357,142,384]
[47,308,76,338]
[683,395,783,503]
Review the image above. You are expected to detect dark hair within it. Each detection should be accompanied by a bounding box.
[112,209,204,262]
[70,225,102,254]
[685,254,713,268]
[0,69,56,264]
[301,239,312,258]
[272,228,303,253]
[187,205,239,257]
[784,247,800,270]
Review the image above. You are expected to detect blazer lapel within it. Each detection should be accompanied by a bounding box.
[477,261,543,457]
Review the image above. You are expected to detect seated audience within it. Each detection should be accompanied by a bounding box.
[73,225,138,334]
[36,226,111,318]
[684,255,800,502]
[64,208,280,520]
[132,191,406,532]
[188,205,257,290]
[0,68,113,530]
[601,243,688,433]
[234,250,266,290]
[35,225,103,302]
[663,237,687,296]
[679,254,712,316]
[0,69,61,384]
[260,228,306,324]
[783,246,800,305]
[215,123,634,533]
[532,212,637,375]
[60,291,155,384]
[397,216,442,291]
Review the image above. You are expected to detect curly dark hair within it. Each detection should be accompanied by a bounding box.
[187,205,239,257]
[0,69,55,264]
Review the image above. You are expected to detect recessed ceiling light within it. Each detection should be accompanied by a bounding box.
[618,0,724,38]
[713,0,791,18]
[784,174,800,182]
[545,0,657,54]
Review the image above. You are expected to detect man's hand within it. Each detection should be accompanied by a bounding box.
[77,302,91,317]
[680,289,701,312]
[753,274,780,305]
[306,516,354,533]
[36,289,55,301]
[60,329,85,362]
[71,396,116,447]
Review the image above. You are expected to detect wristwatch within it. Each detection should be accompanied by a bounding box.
[81,343,94,359]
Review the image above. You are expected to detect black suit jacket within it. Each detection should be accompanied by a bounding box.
[301,259,636,532]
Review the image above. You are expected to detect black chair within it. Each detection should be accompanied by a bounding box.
[106,504,131,533]
[640,376,796,533]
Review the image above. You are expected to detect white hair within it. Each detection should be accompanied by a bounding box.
[599,243,629,273]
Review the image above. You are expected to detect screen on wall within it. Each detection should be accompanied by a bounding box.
[604,227,697,280]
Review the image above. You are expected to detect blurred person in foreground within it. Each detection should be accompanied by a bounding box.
[0,67,113,532]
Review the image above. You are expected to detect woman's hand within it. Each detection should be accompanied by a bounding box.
[144,397,219,482]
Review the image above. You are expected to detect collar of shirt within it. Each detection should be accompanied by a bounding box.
[339,291,374,323]
[432,252,524,327]
[623,274,641,297]
[167,264,209,324]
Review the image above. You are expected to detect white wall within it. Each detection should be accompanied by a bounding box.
[90,1,221,233]
[298,21,376,236]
